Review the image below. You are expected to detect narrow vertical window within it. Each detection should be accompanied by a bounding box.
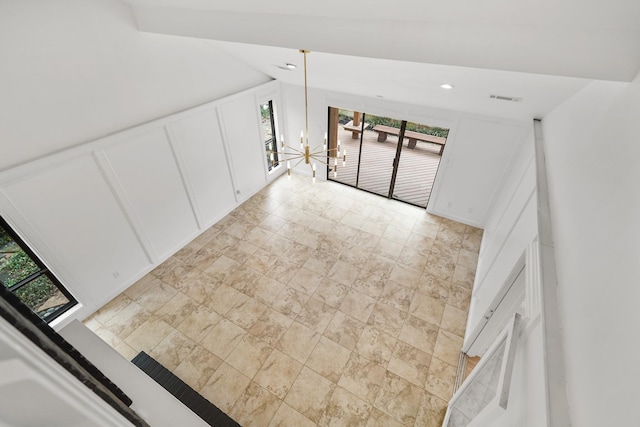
[260,100,279,171]
[0,216,77,322]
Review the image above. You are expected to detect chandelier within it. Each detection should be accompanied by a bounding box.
[269,50,346,182]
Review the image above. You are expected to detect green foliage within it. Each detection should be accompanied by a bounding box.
[337,110,449,138]
[15,276,57,311]
[1,250,40,287]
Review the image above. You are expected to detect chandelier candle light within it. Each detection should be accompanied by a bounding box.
[269,50,346,183]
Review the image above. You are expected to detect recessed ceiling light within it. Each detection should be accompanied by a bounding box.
[440,84,454,89]
[285,63,297,69]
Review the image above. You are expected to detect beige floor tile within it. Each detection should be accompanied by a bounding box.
[272,286,310,318]
[173,346,222,391]
[306,336,352,384]
[409,292,446,326]
[338,353,386,404]
[268,403,315,427]
[200,363,251,413]
[254,349,303,399]
[324,310,367,351]
[433,329,464,366]
[417,272,451,301]
[201,319,246,359]
[248,273,286,306]
[179,273,220,306]
[319,386,373,427]
[206,284,244,317]
[188,246,221,272]
[175,305,222,343]
[265,257,300,284]
[149,329,198,371]
[327,259,361,286]
[229,382,281,427]
[302,250,337,275]
[399,315,439,355]
[415,391,448,427]
[226,334,273,379]
[102,300,151,339]
[154,292,199,328]
[366,408,405,427]
[374,370,422,426]
[86,175,482,427]
[276,321,321,364]
[387,341,431,387]
[123,318,174,353]
[367,302,408,338]
[452,264,475,289]
[425,357,457,401]
[134,281,178,313]
[224,267,262,294]
[456,248,479,271]
[361,254,395,279]
[440,304,468,338]
[313,278,349,308]
[379,281,415,312]
[388,264,423,289]
[285,367,335,423]
[249,308,294,346]
[424,255,456,282]
[226,294,268,330]
[296,297,336,333]
[356,326,397,365]
[352,271,387,299]
[448,284,472,312]
[287,267,326,295]
[339,289,377,323]
[92,294,133,324]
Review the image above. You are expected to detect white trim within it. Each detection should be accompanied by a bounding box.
[164,124,204,230]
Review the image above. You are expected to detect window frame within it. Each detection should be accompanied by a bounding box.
[443,312,522,426]
[0,216,77,323]
[260,100,280,173]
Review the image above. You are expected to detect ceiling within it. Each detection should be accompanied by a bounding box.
[124,0,640,121]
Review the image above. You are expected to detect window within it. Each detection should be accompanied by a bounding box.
[0,216,76,322]
[443,313,522,426]
[260,100,279,171]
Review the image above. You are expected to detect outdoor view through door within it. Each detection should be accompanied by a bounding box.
[327,107,449,208]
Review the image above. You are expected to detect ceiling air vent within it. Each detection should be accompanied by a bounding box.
[489,94,523,102]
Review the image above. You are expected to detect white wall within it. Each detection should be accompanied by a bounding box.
[0,82,284,327]
[542,77,639,427]
[466,129,537,335]
[0,0,270,171]
[281,84,530,227]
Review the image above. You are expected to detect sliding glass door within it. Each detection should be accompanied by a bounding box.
[328,107,448,208]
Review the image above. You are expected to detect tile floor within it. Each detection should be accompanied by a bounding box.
[85,174,481,427]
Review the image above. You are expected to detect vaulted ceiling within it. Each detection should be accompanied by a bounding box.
[125,0,640,120]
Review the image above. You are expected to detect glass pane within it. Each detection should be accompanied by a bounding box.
[0,229,41,288]
[356,114,396,197]
[328,108,358,186]
[447,338,506,426]
[392,121,448,208]
[15,275,71,320]
[261,102,278,171]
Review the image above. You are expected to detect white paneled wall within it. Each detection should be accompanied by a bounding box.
[0,81,283,326]
[217,96,269,202]
[465,127,538,339]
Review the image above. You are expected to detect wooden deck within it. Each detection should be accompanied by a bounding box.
[329,127,443,208]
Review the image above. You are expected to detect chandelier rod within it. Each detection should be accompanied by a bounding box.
[301,49,310,148]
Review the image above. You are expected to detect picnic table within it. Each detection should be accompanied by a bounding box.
[373,125,446,155]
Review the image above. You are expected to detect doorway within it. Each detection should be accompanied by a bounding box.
[327,107,448,208]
